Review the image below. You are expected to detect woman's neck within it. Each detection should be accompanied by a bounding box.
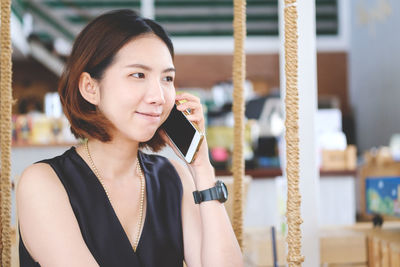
[80,137,141,182]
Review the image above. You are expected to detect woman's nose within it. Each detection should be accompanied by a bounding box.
[146,79,166,104]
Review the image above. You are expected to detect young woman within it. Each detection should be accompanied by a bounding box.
[16,9,243,267]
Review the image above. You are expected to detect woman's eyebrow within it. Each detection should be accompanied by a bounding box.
[124,63,175,73]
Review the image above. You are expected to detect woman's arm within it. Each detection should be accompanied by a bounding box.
[17,163,99,267]
[163,92,243,267]
[170,159,243,267]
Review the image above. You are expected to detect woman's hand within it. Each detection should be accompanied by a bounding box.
[159,92,214,178]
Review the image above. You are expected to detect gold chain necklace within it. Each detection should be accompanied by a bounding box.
[84,140,145,252]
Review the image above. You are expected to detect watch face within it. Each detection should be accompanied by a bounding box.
[216,180,228,203]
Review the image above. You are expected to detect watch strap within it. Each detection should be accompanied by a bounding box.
[193,187,219,204]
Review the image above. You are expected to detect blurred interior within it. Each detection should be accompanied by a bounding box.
[7,0,400,266]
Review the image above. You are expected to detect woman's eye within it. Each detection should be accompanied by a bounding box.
[131,73,145,79]
[163,76,174,82]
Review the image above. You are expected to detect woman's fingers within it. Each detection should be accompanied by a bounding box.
[176,92,201,104]
[185,114,203,124]
[175,93,205,131]
[176,101,203,115]
[176,106,204,131]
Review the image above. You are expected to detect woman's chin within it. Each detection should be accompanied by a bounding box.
[135,131,158,143]
[114,126,159,143]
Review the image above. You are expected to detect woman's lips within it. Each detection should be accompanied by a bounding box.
[135,111,161,122]
[136,111,161,116]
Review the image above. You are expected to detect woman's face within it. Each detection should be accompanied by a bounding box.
[96,34,176,142]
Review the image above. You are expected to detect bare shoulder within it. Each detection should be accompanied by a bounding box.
[16,162,71,216]
[17,163,98,266]
[16,162,68,245]
[17,163,62,198]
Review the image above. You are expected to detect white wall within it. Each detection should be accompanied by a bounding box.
[349,0,400,152]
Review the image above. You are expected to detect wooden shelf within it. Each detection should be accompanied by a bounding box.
[11,142,78,148]
[215,168,356,178]
[216,168,282,178]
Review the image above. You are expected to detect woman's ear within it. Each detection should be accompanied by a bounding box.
[78,72,100,105]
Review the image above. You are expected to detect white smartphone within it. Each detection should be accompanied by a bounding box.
[162,104,204,163]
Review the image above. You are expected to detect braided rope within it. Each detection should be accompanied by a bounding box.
[232,0,246,249]
[284,0,304,266]
[0,0,13,265]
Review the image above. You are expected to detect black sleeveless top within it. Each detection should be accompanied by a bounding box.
[19,146,184,267]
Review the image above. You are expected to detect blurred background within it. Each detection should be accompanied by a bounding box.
[8,0,400,266]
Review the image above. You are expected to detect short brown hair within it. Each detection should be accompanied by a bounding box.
[58,9,174,152]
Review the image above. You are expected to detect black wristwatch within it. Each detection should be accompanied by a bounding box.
[193,180,228,204]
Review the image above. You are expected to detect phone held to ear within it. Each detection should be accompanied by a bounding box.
[162,103,204,163]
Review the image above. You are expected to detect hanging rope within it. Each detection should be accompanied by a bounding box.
[283,0,304,266]
[232,0,246,249]
[0,0,13,264]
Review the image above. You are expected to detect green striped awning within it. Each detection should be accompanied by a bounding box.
[12,0,338,44]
